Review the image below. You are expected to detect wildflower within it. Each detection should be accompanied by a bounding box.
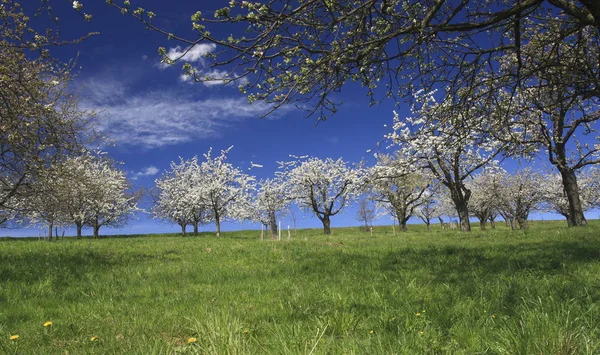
[492,314,496,319]
[243,330,249,334]
[369,330,374,334]
[187,337,197,344]
[415,312,421,316]
[419,331,424,335]
[90,336,99,342]
[44,321,53,327]
[72,1,83,10]
[9,335,19,341]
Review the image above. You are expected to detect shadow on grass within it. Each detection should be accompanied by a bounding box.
[0,249,123,284]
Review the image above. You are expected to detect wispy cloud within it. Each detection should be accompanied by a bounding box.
[160,43,241,87]
[165,43,216,63]
[131,166,160,180]
[327,136,341,144]
[81,77,282,149]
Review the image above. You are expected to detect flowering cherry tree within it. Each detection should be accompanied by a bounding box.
[25,152,139,239]
[250,178,289,239]
[492,168,544,230]
[467,167,504,230]
[541,171,595,224]
[278,156,363,235]
[153,157,207,236]
[155,148,255,237]
[492,22,600,227]
[387,90,508,231]
[195,147,256,237]
[367,154,429,232]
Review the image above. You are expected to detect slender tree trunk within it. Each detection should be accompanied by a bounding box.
[321,215,331,235]
[76,222,83,239]
[426,218,431,232]
[215,215,221,237]
[269,211,278,239]
[438,217,445,230]
[490,216,496,229]
[559,169,587,227]
[193,222,198,236]
[48,220,53,242]
[93,221,100,238]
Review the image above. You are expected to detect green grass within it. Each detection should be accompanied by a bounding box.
[1,220,600,354]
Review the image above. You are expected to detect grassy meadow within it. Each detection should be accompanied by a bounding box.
[1,220,600,354]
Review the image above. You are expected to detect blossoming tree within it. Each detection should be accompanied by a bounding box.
[367,154,430,232]
[278,156,363,235]
[387,90,508,231]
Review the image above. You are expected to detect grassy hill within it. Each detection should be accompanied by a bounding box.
[1,220,599,354]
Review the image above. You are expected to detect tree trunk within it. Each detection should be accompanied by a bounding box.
[517,217,528,230]
[215,215,221,237]
[193,222,198,236]
[425,218,431,232]
[479,218,487,231]
[438,217,445,230]
[76,222,83,239]
[395,206,409,232]
[454,200,471,232]
[399,218,408,232]
[269,211,278,239]
[490,216,496,229]
[559,169,587,227]
[321,215,331,235]
[48,220,53,242]
[93,221,100,238]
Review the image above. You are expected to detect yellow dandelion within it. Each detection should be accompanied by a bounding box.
[419,331,424,335]
[187,337,197,344]
[415,312,421,316]
[391,316,396,321]
[90,336,99,342]
[243,330,249,334]
[492,314,496,319]
[369,330,374,334]
[44,321,53,327]
[9,335,19,341]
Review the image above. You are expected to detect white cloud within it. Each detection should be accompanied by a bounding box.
[131,166,160,180]
[158,43,217,69]
[81,78,282,149]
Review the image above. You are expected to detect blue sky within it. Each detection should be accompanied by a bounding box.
[1,1,589,237]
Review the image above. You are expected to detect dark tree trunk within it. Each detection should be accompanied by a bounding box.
[559,169,587,227]
[76,222,83,239]
[447,183,471,232]
[479,218,487,231]
[517,217,528,230]
[425,218,431,232]
[93,221,100,238]
[193,222,198,236]
[399,218,408,232]
[269,211,278,239]
[395,206,409,232]
[48,220,53,242]
[180,222,187,236]
[321,215,331,235]
[455,200,471,232]
[490,216,496,229]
